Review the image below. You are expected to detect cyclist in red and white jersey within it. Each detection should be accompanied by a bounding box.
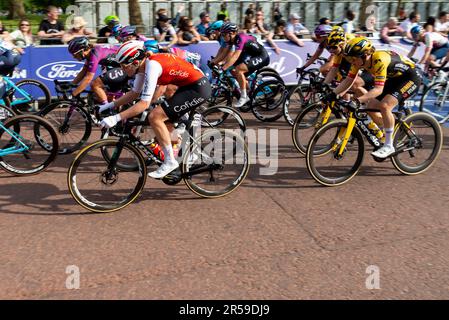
[408,25,449,69]
[100,40,211,178]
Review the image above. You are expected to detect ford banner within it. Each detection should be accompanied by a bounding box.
[11,38,426,97]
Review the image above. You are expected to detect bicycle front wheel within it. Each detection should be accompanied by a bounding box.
[306,119,365,186]
[9,79,51,114]
[68,139,147,213]
[39,101,92,154]
[391,112,443,175]
[182,129,250,198]
[250,79,287,122]
[0,114,59,175]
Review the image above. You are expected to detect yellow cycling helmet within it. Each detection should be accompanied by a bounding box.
[344,37,375,57]
[327,29,346,47]
[331,25,345,33]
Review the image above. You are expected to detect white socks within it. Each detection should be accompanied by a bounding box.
[384,128,394,147]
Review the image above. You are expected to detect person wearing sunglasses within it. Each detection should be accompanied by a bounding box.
[99,40,211,179]
[323,27,374,98]
[177,18,201,45]
[9,20,34,48]
[196,11,211,41]
[67,37,121,106]
[331,37,421,159]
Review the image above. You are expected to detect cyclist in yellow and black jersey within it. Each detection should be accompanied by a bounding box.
[324,28,374,96]
[331,37,421,159]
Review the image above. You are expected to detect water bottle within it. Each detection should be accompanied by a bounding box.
[149,141,165,161]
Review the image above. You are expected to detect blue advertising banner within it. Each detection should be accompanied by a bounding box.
[11,38,426,97]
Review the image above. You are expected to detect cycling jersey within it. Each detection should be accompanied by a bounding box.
[233,33,264,56]
[85,45,118,74]
[134,53,204,102]
[348,50,416,86]
[423,32,448,49]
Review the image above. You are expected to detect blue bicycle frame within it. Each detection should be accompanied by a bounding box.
[0,120,30,156]
[0,76,33,107]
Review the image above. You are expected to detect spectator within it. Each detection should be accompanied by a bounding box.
[0,20,9,39]
[424,17,436,32]
[97,15,120,44]
[157,5,184,29]
[243,16,257,34]
[380,17,404,44]
[254,10,281,54]
[217,3,229,21]
[196,12,211,40]
[285,13,308,47]
[153,15,178,47]
[273,3,283,24]
[177,18,201,45]
[9,19,34,48]
[399,11,420,40]
[398,7,407,22]
[435,11,449,34]
[273,20,287,39]
[245,3,256,18]
[341,10,356,34]
[319,17,331,25]
[63,16,94,43]
[38,5,65,45]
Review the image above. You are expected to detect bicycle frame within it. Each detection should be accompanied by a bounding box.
[0,120,30,156]
[0,76,32,106]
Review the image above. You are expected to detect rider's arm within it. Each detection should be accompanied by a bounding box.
[357,84,384,103]
[303,46,324,70]
[71,65,87,85]
[119,60,162,120]
[334,63,361,96]
[222,50,242,71]
[407,42,419,58]
[419,47,432,65]
[176,31,192,45]
[72,71,95,96]
[265,32,280,54]
[353,57,388,103]
[323,55,339,84]
[212,46,231,65]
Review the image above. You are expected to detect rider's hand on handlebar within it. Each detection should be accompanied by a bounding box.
[100,114,121,129]
[321,90,338,104]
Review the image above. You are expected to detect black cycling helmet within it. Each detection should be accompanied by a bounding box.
[68,36,90,55]
[220,22,238,34]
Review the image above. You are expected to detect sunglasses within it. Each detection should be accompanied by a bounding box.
[20,24,30,26]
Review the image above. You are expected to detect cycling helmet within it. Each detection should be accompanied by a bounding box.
[314,24,333,38]
[143,39,160,53]
[344,37,375,57]
[119,25,138,39]
[327,29,346,47]
[206,20,224,36]
[410,25,423,39]
[68,36,90,55]
[220,22,238,34]
[331,25,345,33]
[104,15,120,25]
[112,24,123,37]
[116,40,146,65]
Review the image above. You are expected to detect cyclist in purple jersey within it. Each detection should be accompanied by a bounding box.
[68,37,125,105]
[212,22,269,108]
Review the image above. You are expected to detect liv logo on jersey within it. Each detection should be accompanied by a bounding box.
[36,61,85,81]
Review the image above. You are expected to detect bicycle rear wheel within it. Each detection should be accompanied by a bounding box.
[419,81,449,119]
[284,84,320,126]
[39,101,92,154]
[9,79,51,114]
[0,114,59,175]
[0,102,16,121]
[68,139,147,213]
[306,119,365,186]
[391,112,443,175]
[200,106,246,138]
[182,129,249,198]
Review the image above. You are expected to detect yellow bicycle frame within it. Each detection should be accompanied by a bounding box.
[315,100,335,129]
[335,112,356,156]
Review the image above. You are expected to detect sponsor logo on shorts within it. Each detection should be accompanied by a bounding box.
[400,80,415,94]
[173,97,205,113]
[169,69,189,78]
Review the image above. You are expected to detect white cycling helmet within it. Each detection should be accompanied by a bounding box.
[116,40,146,65]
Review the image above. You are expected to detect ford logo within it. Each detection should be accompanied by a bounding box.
[36,61,85,81]
[267,48,303,78]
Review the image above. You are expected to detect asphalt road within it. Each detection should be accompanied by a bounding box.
[1,117,449,299]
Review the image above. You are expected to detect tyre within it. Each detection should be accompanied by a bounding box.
[39,101,92,154]
[419,81,449,115]
[199,106,246,138]
[0,114,59,175]
[0,100,16,121]
[182,128,249,198]
[306,119,365,186]
[68,139,147,213]
[250,79,287,122]
[9,79,51,114]
[292,103,339,155]
[284,83,321,126]
[391,112,443,175]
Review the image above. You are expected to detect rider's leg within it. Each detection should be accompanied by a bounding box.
[371,94,398,157]
[366,99,384,128]
[235,63,250,107]
[148,106,178,167]
[91,77,108,104]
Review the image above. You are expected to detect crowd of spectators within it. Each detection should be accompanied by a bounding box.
[1,4,449,52]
